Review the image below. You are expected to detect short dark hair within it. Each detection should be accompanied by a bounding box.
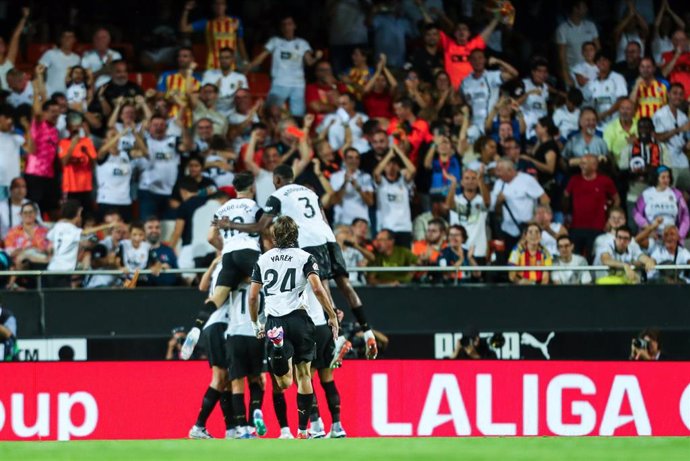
[567,88,584,106]
[423,22,439,32]
[394,97,414,110]
[42,100,59,112]
[130,221,145,232]
[178,46,193,56]
[351,218,368,227]
[273,216,299,249]
[343,147,360,158]
[530,56,548,71]
[640,328,661,347]
[232,171,254,192]
[0,104,13,118]
[537,116,559,137]
[362,119,381,136]
[448,224,468,241]
[556,235,572,245]
[379,229,395,240]
[428,218,446,231]
[20,201,38,214]
[581,41,596,50]
[61,200,82,220]
[273,164,294,182]
[219,46,235,55]
[594,50,614,63]
[615,225,632,237]
[670,82,685,93]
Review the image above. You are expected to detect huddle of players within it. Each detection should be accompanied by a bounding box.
[185,165,377,439]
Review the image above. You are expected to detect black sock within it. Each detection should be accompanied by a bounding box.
[270,346,289,376]
[194,301,216,328]
[195,387,221,427]
[220,391,234,430]
[297,393,313,431]
[249,382,264,421]
[232,393,248,427]
[309,387,320,423]
[273,392,289,428]
[321,380,341,423]
[351,305,370,331]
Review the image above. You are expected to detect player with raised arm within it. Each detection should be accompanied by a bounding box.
[188,256,233,439]
[219,164,379,366]
[303,285,347,438]
[249,216,338,439]
[180,171,262,359]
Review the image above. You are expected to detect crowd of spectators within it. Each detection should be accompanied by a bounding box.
[2,0,690,289]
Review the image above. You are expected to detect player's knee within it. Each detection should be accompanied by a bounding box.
[231,379,245,393]
[276,376,292,390]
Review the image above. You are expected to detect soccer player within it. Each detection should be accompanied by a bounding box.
[225,278,267,439]
[188,256,233,439]
[180,172,261,359]
[303,285,346,438]
[249,216,338,439]
[220,164,379,365]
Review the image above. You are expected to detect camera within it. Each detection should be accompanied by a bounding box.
[632,337,648,350]
[489,332,506,349]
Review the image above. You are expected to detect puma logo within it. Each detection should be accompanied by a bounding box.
[297,409,307,415]
[520,332,555,359]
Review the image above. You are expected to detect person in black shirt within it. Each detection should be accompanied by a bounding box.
[170,156,217,208]
[523,116,561,210]
[169,176,208,254]
[409,23,444,84]
[99,60,143,116]
[360,129,391,175]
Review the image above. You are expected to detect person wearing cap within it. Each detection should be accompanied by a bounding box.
[58,111,97,215]
[583,50,628,128]
[619,117,670,227]
[634,166,689,239]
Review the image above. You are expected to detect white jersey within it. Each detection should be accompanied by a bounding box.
[81,49,122,89]
[66,82,88,109]
[97,152,133,205]
[640,187,679,233]
[226,281,265,337]
[47,221,82,271]
[214,198,262,254]
[114,122,142,155]
[202,69,249,117]
[265,36,311,87]
[460,70,503,130]
[205,264,230,329]
[118,239,151,272]
[265,183,335,247]
[454,192,489,257]
[552,106,580,140]
[652,105,689,168]
[38,48,80,97]
[583,72,628,126]
[521,78,548,122]
[330,169,374,225]
[376,175,412,232]
[252,247,318,317]
[7,82,34,108]
[203,153,235,187]
[540,222,563,257]
[571,61,598,99]
[140,135,180,195]
[303,284,327,327]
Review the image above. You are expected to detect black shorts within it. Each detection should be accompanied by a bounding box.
[303,244,332,280]
[265,309,316,366]
[311,324,335,370]
[327,241,349,279]
[218,249,260,290]
[226,335,267,380]
[201,322,229,368]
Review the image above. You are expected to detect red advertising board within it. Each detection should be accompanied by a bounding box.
[2,361,690,440]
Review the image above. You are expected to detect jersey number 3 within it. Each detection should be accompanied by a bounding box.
[263,268,296,295]
[298,197,315,218]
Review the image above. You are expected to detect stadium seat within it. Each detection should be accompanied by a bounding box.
[248,73,270,98]
[27,43,54,64]
[192,44,208,70]
[128,72,158,91]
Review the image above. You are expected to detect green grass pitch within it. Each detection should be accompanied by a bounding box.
[2,438,690,461]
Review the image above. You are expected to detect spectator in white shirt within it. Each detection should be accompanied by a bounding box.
[5,68,34,108]
[0,178,41,240]
[243,15,322,117]
[556,0,600,88]
[38,29,81,97]
[534,203,567,258]
[599,225,655,284]
[583,51,628,127]
[330,147,375,226]
[613,2,648,64]
[0,105,31,200]
[318,92,369,153]
[652,83,690,189]
[552,235,592,285]
[647,225,690,283]
[202,47,248,119]
[81,28,123,90]
[490,157,549,257]
[552,88,583,141]
[571,41,598,103]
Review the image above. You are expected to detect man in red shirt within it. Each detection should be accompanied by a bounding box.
[305,61,347,127]
[58,113,97,215]
[661,30,690,96]
[564,154,621,258]
[386,97,432,165]
[418,3,500,89]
